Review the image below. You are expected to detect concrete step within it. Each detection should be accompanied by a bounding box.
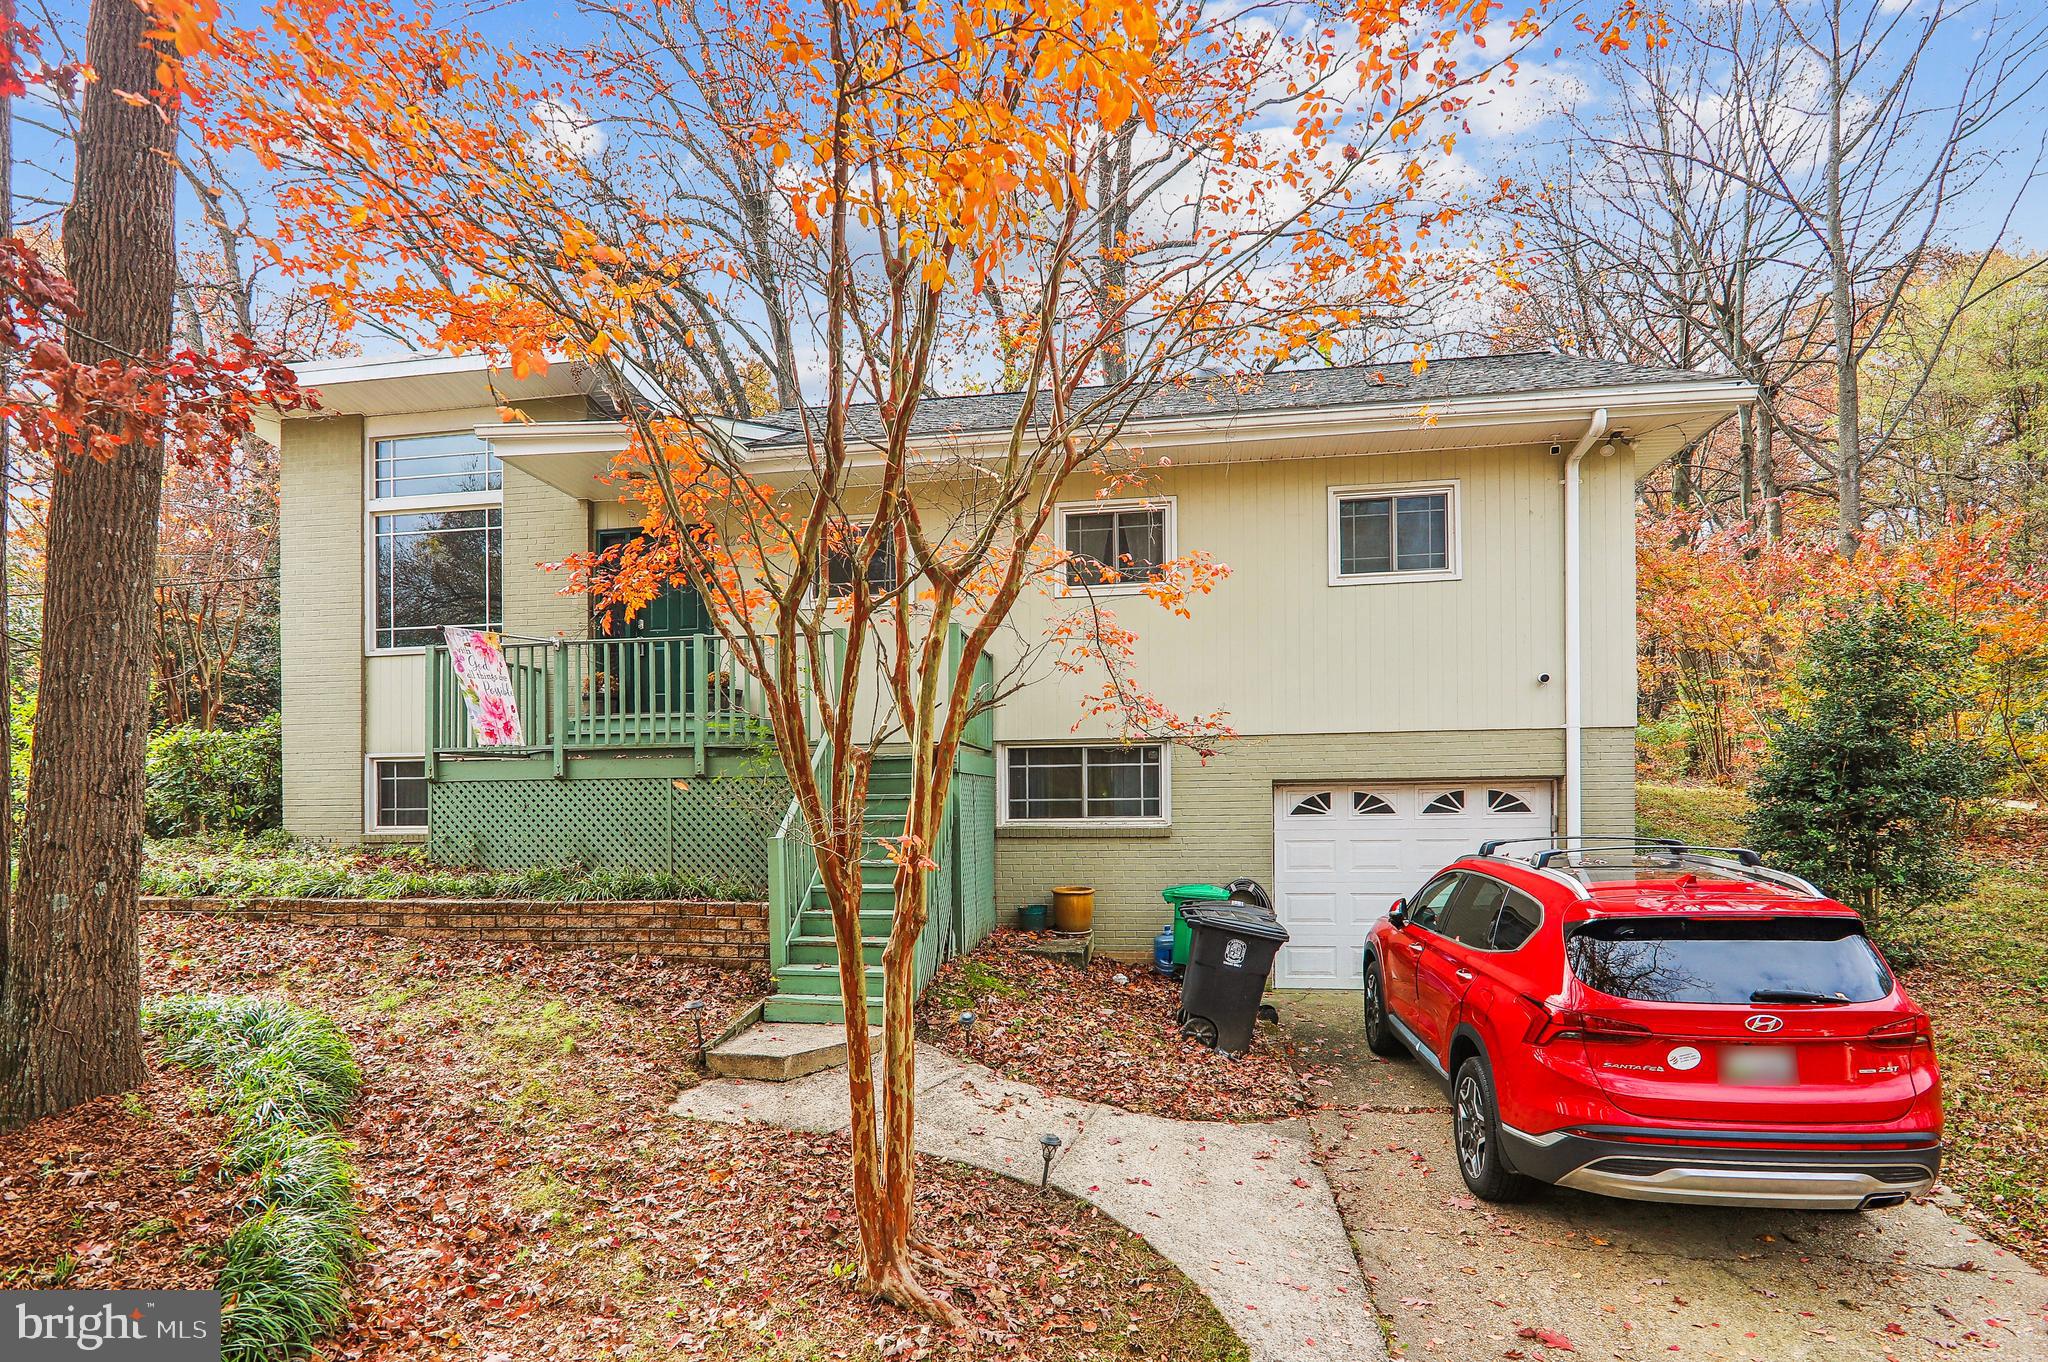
[705,1021,878,1081]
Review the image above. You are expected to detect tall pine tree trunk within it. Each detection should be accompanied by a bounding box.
[0,0,177,1126]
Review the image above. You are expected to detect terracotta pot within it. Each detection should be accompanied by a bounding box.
[1050,885,1095,933]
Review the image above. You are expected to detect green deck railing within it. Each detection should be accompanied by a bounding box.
[425,633,772,777]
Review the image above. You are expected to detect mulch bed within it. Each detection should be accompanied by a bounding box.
[0,1071,242,1290]
[0,914,1244,1360]
[917,931,1329,1123]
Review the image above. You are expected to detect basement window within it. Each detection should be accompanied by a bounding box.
[1003,744,1165,823]
[372,759,429,831]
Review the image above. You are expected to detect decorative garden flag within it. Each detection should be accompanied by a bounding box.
[443,627,525,746]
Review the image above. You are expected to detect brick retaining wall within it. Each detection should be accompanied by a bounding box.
[144,897,769,967]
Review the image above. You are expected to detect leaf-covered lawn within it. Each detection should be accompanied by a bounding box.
[917,931,1328,1123]
[0,914,1247,1360]
[1898,867,2048,1264]
[0,1074,241,1292]
[1642,782,2048,1267]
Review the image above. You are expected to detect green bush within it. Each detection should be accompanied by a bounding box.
[145,995,362,1361]
[143,833,759,902]
[146,716,282,837]
[1748,596,1990,945]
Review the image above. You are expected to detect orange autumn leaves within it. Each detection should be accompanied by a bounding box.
[183,0,1655,383]
[1639,511,2048,789]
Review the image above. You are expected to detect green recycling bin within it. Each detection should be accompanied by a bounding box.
[1161,883,1232,972]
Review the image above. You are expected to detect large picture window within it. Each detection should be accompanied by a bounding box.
[1058,500,1170,589]
[1330,484,1455,582]
[373,508,502,650]
[1004,743,1165,822]
[368,430,503,652]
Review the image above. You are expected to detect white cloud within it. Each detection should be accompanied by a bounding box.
[530,100,605,160]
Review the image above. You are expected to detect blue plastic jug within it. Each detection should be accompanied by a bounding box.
[1153,927,1176,974]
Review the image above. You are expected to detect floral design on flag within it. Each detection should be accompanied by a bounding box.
[444,627,525,746]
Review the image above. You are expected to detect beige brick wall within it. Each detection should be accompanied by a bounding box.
[1581,725,1639,842]
[992,725,1635,954]
[502,462,590,639]
[280,414,368,844]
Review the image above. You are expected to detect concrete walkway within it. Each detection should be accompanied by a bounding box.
[671,1045,1385,1362]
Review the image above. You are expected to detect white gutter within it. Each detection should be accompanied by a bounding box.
[1561,408,1609,842]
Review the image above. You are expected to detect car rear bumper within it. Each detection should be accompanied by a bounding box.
[1499,1124,1941,1211]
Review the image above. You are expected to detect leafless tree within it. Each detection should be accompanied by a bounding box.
[1513,0,2048,552]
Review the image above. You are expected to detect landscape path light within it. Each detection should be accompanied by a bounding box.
[1039,1132,1062,1189]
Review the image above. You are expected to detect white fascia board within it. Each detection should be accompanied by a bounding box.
[475,419,632,456]
[293,352,505,386]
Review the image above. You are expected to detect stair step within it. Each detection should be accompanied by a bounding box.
[786,934,889,966]
[807,884,896,911]
[763,993,883,1026]
[796,908,895,938]
[774,962,883,996]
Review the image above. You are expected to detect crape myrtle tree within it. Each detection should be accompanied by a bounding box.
[198,0,1660,1317]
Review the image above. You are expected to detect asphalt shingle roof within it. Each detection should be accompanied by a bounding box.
[743,352,1730,446]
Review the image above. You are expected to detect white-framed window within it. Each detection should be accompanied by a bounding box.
[365,756,429,834]
[1328,481,1459,585]
[823,520,900,599]
[1054,497,1173,593]
[1000,742,1168,824]
[366,430,504,654]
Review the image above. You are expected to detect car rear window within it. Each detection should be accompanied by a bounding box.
[1565,916,1893,1004]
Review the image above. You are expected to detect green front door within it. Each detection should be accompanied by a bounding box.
[595,530,710,715]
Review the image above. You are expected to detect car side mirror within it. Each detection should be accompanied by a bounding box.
[1387,899,1407,929]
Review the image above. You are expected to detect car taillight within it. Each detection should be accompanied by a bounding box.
[1525,1001,1652,1045]
[1868,1015,1933,1048]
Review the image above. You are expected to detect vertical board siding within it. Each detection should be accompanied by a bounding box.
[994,442,1636,741]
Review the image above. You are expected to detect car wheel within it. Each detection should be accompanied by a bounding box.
[1451,1056,1536,1203]
[1361,954,1405,1057]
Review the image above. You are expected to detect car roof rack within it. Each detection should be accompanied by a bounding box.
[1474,836,1822,898]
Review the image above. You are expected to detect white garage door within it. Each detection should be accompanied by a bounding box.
[1271,782,1554,988]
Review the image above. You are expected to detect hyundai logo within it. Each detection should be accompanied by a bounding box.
[1745,1014,1785,1034]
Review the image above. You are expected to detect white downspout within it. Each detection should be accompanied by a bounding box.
[1561,408,1609,842]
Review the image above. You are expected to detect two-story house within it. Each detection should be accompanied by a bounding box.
[262,351,1750,1019]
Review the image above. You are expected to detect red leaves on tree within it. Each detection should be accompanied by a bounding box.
[0,238,313,474]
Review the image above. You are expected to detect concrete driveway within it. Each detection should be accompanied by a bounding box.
[1276,989,2048,1360]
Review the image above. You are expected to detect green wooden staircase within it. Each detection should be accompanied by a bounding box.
[762,639,999,1027]
[761,756,915,1026]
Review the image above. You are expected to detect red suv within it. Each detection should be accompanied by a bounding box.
[1361,840,1941,1211]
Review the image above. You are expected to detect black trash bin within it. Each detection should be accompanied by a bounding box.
[1177,903,1289,1056]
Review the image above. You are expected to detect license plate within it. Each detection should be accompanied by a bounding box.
[1720,1045,1797,1086]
